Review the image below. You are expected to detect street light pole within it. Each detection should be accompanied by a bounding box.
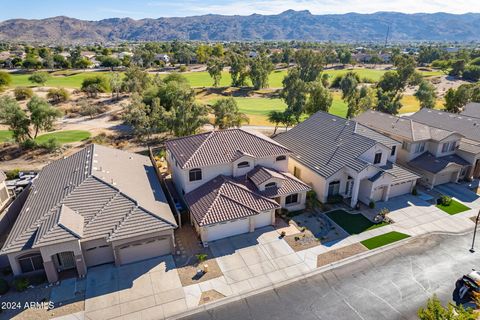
[470,209,480,253]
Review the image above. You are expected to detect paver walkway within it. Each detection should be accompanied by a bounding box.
[57,186,480,320]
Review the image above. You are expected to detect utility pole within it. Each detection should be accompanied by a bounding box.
[470,209,480,253]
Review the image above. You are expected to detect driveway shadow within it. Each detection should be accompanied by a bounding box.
[435,183,480,204]
[377,195,432,211]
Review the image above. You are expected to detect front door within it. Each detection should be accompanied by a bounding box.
[345,180,354,197]
[54,252,76,272]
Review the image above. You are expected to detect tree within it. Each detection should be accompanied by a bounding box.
[28,71,51,86]
[81,76,110,98]
[123,94,167,139]
[212,97,249,129]
[0,71,12,89]
[294,49,324,82]
[0,96,30,142]
[27,96,63,138]
[75,57,93,70]
[249,55,274,90]
[376,89,402,115]
[122,66,151,94]
[100,56,121,71]
[338,49,352,66]
[211,43,224,58]
[394,55,417,90]
[196,45,212,64]
[431,60,451,75]
[109,72,122,100]
[450,60,465,77]
[268,111,284,135]
[418,294,475,320]
[463,65,480,82]
[339,72,359,100]
[46,88,70,104]
[415,80,437,109]
[167,101,208,137]
[228,52,248,87]
[444,85,472,113]
[305,81,333,115]
[206,57,225,87]
[22,56,41,70]
[281,68,308,122]
[346,86,376,118]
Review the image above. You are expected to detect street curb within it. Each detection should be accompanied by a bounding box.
[169,229,474,319]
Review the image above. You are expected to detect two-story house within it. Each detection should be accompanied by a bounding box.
[165,129,311,243]
[273,112,419,208]
[356,110,476,188]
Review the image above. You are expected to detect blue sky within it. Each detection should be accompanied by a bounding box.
[1,0,478,21]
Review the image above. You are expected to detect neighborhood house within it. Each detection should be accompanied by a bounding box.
[1,145,177,283]
[356,110,480,188]
[165,129,310,243]
[273,111,419,207]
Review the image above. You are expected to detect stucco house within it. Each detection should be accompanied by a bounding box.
[273,112,419,207]
[0,171,11,210]
[356,110,479,188]
[1,145,177,283]
[165,129,310,243]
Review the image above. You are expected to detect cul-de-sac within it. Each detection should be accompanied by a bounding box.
[1,2,480,320]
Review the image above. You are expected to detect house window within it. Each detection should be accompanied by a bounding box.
[18,253,44,273]
[189,168,202,182]
[265,182,277,189]
[402,141,410,151]
[285,193,299,204]
[328,181,340,196]
[442,143,449,153]
[293,167,301,179]
[415,142,425,153]
[374,152,382,164]
[390,146,396,156]
[449,142,456,152]
[276,155,287,161]
[237,161,250,168]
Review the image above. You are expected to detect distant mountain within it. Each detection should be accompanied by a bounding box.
[1,10,480,43]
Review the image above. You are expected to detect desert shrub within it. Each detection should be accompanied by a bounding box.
[20,139,38,150]
[13,277,29,292]
[47,88,70,104]
[369,200,375,209]
[81,75,109,98]
[0,278,9,294]
[361,77,375,83]
[6,169,20,180]
[327,195,343,204]
[438,195,452,206]
[179,65,187,72]
[330,75,343,88]
[38,138,60,151]
[412,187,418,196]
[14,87,33,100]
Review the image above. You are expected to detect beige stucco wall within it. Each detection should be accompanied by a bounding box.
[359,143,391,166]
[288,158,327,202]
[0,182,10,209]
[7,249,42,276]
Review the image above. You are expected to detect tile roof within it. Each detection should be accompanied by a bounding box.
[184,175,280,226]
[380,161,420,184]
[356,110,454,142]
[459,138,480,154]
[408,152,469,174]
[165,129,290,169]
[0,171,6,184]
[461,102,480,119]
[1,144,176,254]
[243,166,311,198]
[273,112,389,178]
[409,108,480,142]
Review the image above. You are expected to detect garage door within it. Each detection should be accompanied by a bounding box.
[117,237,171,265]
[206,218,249,242]
[84,244,115,267]
[389,181,413,199]
[435,170,457,186]
[254,211,272,229]
[372,186,386,202]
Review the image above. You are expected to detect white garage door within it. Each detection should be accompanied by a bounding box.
[206,218,250,242]
[117,237,171,265]
[84,244,115,267]
[389,181,413,199]
[372,186,386,202]
[435,170,457,186]
[254,211,272,229]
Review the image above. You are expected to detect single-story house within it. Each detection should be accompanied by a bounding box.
[1,144,177,283]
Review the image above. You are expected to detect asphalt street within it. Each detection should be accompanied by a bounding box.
[180,232,480,320]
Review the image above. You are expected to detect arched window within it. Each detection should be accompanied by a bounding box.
[276,155,287,161]
[265,182,277,189]
[237,161,250,168]
[189,168,202,182]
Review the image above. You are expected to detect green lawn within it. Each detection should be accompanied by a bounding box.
[436,199,470,215]
[361,231,410,250]
[0,130,13,142]
[34,130,91,144]
[10,71,118,88]
[325,209,388,235]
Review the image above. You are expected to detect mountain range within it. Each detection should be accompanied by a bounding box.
[1,10,479,43]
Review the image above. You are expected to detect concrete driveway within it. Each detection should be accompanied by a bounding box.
[434,183,480,206]
[84,256,187,320]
